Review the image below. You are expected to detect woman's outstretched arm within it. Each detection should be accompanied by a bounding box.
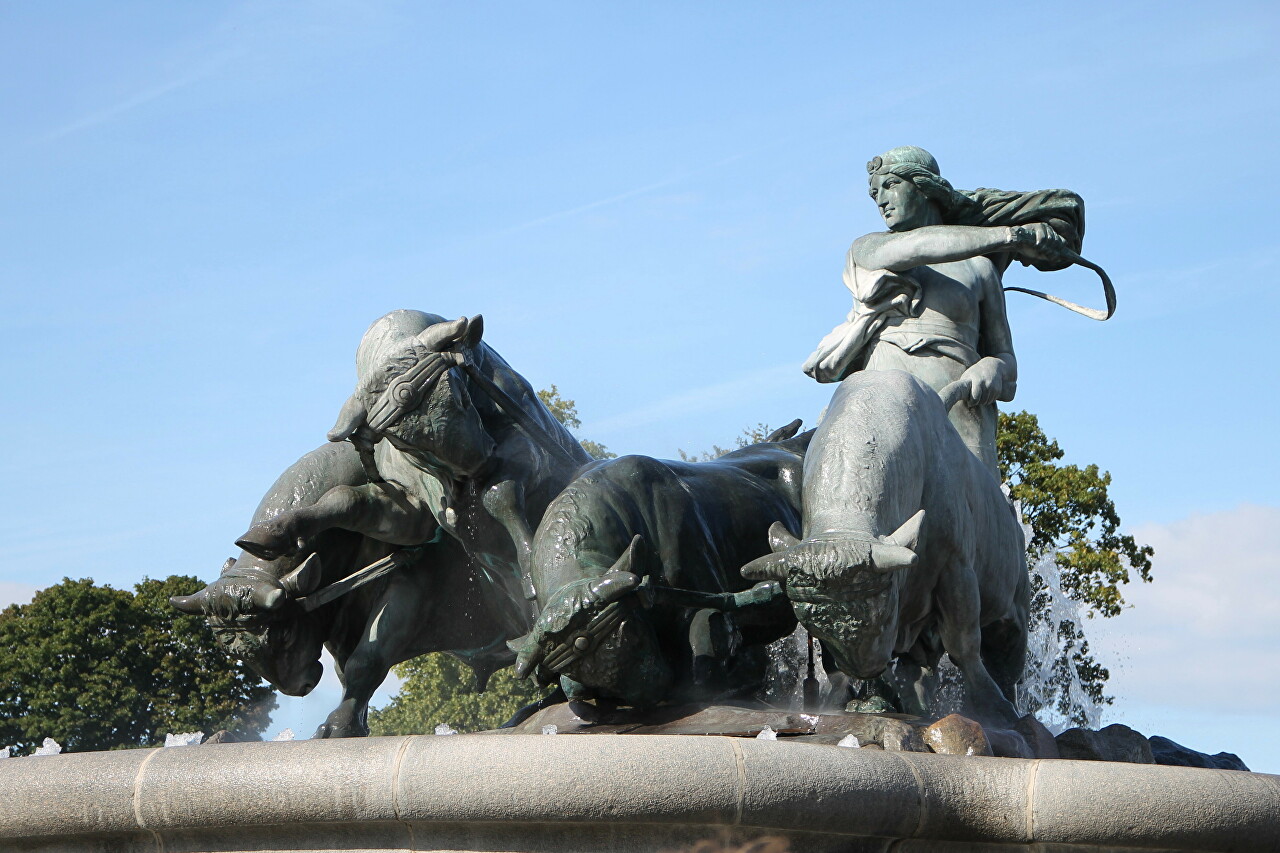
[852,223,1063,271]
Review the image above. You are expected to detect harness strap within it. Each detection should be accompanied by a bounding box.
[1004,251,1116,321]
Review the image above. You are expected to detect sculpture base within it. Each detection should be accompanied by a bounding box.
[1,734,1275,853]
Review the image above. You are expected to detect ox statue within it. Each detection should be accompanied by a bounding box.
[175,309,590,735]
[509,423,809,708]
[741,370,1029,726]
[232,310,592,639]
[170,441,514,737]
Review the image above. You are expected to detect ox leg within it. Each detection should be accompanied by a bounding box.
[689,608,733,694]
[481,479,536,602]
[881,660,936,718]
[981,617,1028,706]
[936,570,1020,727]
[239,482,439,561]
[315,596,405,739]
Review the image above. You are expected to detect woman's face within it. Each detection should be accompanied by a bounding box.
[869,172,935,231]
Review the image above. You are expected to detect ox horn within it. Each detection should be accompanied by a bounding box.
[279,552,324,598]
[509,632,545,679]
[764,419,803,442]
[415,316,470,352]
[253,585,285,611]
[327,393,369,442]
[587,536,647,604]
[740,552,791,582]
[588,570,641,605]
[883,509,925,550]
[598,535,649,578]
[463,314,484,349]
[869,542,917,573]
[870,510,924,574]
[767,520,801,553]
[169,588,211,615]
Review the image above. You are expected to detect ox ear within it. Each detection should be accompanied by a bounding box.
[767,520,801,553]
[415,317,469,352]
[327,394,368,442]
[464,314,484,349]
[279,552,324,598]
[883,509,925,551]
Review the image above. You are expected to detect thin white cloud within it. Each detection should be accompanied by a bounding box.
[502,176,682,234]
[1089,503,1280,713]
[35,74,206,144]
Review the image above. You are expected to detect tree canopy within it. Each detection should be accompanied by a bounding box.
[537,385,616,461]
[367,653,543,735]
[0,575,275,753]
[998,411,1154,618]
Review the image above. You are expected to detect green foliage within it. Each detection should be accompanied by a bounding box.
[0,576,275,754]
[367,653,544,734]
[537,385,616,460]
[998,411,1154,619]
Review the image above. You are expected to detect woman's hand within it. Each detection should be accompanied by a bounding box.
[959,356,1013,407]
[1010,222,1068,263]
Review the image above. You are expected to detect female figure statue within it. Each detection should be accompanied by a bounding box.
[803,146,1088,477]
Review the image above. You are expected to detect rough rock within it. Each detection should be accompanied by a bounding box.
[202,730,248,744]
[922,714,993,757]
[1013,714,1060,758]
[1055,724,1154,764]
[1149,735,1249,771]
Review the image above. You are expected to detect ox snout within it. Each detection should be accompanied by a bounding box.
[276,659,324,697]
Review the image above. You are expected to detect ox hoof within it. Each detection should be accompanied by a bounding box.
[236,525,299,561]
[313,722,368,739]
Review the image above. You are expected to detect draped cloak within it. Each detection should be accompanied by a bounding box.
[802,188,1085,473]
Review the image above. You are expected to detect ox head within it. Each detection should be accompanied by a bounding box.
[508,535,673,707]
[740,510,924,678]
[328,311,496,480]
[170,553,328,696]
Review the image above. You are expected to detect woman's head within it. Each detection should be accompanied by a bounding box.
[867,146,975,229]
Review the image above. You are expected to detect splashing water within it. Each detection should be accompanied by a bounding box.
[837,734,860,748]
[761,623,831,708]
[272,728,295,742]
[434,723,458,736]
[33,738,62,756]
[755,726,777,741]
[919,518,1104,731]
[1015,548,1104,732]
[540,724,558,735]
[163,732,205,748]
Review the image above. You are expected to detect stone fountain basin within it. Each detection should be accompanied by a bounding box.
[1,734,1276,852]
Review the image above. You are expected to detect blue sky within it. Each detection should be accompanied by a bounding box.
[2,1,1277,769]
